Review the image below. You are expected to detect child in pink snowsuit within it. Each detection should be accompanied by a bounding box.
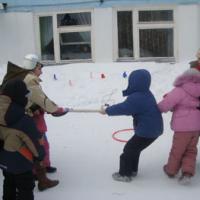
[158,68,200,183]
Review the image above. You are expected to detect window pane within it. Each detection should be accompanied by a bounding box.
[39,16,54,60]
[57,12,91,27]
[139,10,173,22]
[60,32,91,60]
[139,29,173,57]
[117,11,133,58]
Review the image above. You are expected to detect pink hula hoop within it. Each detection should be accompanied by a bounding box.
[112,128,134,143]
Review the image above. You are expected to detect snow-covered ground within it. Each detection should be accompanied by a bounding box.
[1,61,200,200]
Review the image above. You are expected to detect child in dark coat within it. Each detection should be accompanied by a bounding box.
[0,79,45,200]
[100,69,163,182]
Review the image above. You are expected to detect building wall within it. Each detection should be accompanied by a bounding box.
[0,4,199,66]
[93,7,113,62]
[2,0,200,12]
[177,4,200,62]
[0,12,36,66]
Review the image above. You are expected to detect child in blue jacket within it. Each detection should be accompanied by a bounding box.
[100,69,163,182]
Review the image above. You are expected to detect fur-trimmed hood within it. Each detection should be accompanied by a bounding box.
[174,68,200,98]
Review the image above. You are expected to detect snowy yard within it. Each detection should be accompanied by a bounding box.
[1,61,200,200]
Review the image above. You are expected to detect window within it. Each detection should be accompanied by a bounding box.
[57,12,91,27]
[117,11,133,58]
[39,16,54,60]
[116,9,175,61]
[57,12,92,61]
[139,10,173,22]
[60,31,91,60]
[38,11,92,63]
[139,29,174,57]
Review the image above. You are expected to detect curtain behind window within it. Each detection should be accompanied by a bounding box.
[39,16,55,60]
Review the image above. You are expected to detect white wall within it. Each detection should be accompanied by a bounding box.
[93,8,113,62]
[0,12,36,66]
[177,4,200,62]
[0,5,199,66]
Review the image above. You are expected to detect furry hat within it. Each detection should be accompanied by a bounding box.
[174,68,200,87]
[183,68,200,76]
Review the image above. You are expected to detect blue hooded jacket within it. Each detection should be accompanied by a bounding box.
[106,69,163,138]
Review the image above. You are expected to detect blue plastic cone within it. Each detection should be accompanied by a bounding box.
[123,71,127,78]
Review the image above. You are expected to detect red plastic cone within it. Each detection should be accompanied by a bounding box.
[101,73,105,79]
[69,80,73,86]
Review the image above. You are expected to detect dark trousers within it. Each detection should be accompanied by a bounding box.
[0,139,4,150]
[2,170,35,200]
[119,134,157,176]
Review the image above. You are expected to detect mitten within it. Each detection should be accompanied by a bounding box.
[52,107,69,117]
[99,104,109,114]
[163,93,168,98]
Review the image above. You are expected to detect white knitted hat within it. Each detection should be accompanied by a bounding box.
[22,54,40,70]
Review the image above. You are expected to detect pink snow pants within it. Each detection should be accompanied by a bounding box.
[164,131,200,176]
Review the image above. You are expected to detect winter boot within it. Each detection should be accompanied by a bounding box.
[178,173,192,185]
[34,162,59,191]
[112,172,132,182]
[163,165,175,178]
[131,171,138,177]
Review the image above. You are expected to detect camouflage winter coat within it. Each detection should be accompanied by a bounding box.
[0,95,45,174]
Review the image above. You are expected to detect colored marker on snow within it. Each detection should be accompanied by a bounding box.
[90,72,93,79]
[101,73,106,79]
[123,71,127,78]
[69,80,73,86]
[53,74,57,80]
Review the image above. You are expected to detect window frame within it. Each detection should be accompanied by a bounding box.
[35,9,94,64]
[113,6,177,62]
[117,10,134,59]
[38,15,55,62]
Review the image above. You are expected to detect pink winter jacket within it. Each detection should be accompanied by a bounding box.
[158,69,200,132]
